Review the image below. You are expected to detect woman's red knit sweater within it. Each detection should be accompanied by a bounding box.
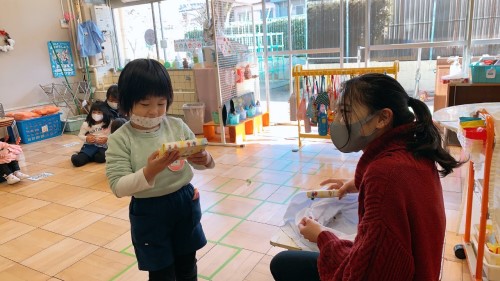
[317,124,446,280]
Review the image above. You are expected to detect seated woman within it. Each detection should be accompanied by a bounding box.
[270,73,464,281]
[280,180,358,251]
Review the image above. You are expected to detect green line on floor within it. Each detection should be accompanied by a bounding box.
[210,199,265,244]
[207,247,242,279]
[212,191,264,202]
[242,200,266,220]
[216,217,244,243]
[108,261,137,281]
[283,187,300,204]
[202,193,229,213]
[120,244,136,257]
[205,210,245,220]
[210,178,233,192]
[245,182,265,197]
[217,242,241,249]
[265,186,299,204]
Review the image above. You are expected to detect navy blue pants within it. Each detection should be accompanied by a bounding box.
[0,160,20,180]
[80,144,106,160]
[270,250,321,281]
[129,184,206,272]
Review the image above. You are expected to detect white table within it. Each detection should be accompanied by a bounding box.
[433,102,500,132]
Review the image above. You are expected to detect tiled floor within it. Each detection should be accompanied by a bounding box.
[0,125,470,280]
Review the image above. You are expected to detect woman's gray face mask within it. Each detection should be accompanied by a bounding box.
[329,113,378,153]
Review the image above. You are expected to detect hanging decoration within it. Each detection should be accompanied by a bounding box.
[0,29,15,52]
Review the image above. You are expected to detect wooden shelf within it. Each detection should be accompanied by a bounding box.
[203,112,269,144]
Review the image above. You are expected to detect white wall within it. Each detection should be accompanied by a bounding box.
[0,0,81,111]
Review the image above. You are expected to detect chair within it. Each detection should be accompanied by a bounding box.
[0,103,21,144]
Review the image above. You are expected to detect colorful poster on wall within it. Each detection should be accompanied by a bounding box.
[47,41,76,78]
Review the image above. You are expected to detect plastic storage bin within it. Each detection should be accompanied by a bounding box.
[470,62,500,84]
[485,242,500,266]
[212,111,220,125]
[182,103,205,134]
[483,258,500,281]
[63,114,86,132]
[16,113,62,144]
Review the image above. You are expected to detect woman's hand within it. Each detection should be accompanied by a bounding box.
[320,178,358,199]
[187,150,212,167]
[298,217,326,243]
[143,150,180,184]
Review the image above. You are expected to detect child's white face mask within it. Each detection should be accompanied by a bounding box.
[107,101,118,110]
[92,113,103,122]
[130,114,164,128]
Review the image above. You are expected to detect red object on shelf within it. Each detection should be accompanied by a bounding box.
[463,127,487,140]
[236,68,244,83]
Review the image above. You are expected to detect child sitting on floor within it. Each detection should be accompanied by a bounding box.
[0,140,29,184]
[71,101,113,167]
[104,84,126,119]
[110,117,127,134]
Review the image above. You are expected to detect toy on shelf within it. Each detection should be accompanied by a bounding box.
[458,116,487,166]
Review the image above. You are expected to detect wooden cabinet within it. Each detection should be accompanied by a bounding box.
[434,65,450,112]
[448,83,500,106]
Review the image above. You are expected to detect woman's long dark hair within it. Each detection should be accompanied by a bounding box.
[339,73,463,177]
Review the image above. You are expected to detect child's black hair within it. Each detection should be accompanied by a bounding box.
[106,84,119,100]
[85,101,112,128]
[110,118,127,133]
[117,59,173,115]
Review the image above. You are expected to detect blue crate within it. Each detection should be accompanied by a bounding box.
[16,113,62,144]
[470,62,500,84]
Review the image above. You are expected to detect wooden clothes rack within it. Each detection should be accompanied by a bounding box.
[293,61,399,148]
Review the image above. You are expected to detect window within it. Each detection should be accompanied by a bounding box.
[112,0,205,68]
[295,5,304,15]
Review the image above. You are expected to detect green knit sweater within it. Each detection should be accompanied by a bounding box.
[106,116,204,198]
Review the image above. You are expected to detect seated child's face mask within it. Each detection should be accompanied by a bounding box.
[130,114,164,128]
[107,101,118,110]
[92,113,103,122]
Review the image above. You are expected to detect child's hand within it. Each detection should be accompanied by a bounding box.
[95,136,107,144]
[192,187,199,200]
[187,150,212,166]
[143,149,181,184]
[86,135,96,143]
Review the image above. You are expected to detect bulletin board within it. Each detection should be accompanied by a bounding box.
[47,41,76,78]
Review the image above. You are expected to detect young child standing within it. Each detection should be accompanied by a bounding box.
[106,59,214,281]
[71,101,112,167]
